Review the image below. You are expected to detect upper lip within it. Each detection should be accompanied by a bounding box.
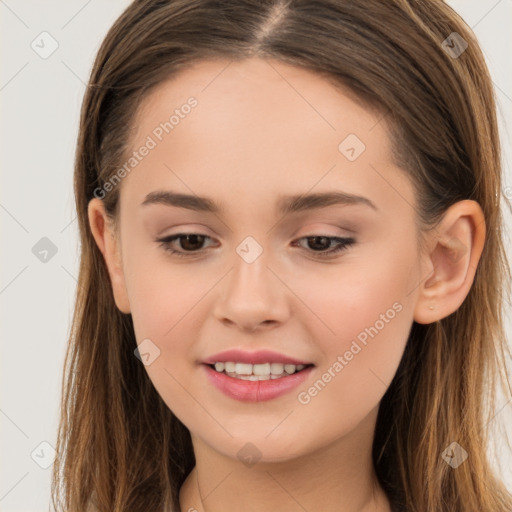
[203,349,314,366]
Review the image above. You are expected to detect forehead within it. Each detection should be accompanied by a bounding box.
[132,56,383,147]
[119,57,414,219]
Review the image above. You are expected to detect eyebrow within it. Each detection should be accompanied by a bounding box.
[141,190,377,214]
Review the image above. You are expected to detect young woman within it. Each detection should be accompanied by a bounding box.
[51,1,512,511]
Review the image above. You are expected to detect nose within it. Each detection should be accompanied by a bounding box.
[213,248,289,332]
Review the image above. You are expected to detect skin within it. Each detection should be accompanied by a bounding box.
[88,57,486,511]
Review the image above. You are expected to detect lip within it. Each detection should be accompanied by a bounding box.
[202,349,313,365]
[202,363,315,402]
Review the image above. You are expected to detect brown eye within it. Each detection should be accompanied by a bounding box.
[305,236,332,251]
[157,233,214,257]
[294,236,355,258]
[175,234,207,251]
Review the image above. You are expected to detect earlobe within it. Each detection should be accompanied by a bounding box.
[87,198,131,314]
[413,200,486,325]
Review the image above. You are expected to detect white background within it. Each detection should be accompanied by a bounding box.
[1,0,511,510]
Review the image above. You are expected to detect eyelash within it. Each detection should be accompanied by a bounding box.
[156,233,356,259]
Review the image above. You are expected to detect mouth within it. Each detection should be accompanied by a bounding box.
[202,361,316,402]
[205,361,315,381]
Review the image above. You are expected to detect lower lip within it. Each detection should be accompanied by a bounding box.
[202,364,315,402]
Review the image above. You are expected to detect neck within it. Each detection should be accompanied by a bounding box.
[179,407,392,512]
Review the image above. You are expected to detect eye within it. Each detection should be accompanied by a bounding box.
[156,233,215,258]
[292,235,355,258]
[156,233,356,259]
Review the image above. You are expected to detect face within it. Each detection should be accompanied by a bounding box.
[95,57,428,462]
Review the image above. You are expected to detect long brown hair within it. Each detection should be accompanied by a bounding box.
[51,1,512,511]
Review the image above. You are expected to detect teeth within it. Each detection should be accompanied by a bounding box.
[284,364,296,374]
[211,361,309,380]
[270,363,284,374]
[253,363,270,376]
[235,362,253,375]
[224,362,236,373]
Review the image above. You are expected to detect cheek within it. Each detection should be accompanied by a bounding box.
[292,247,414,410]
[126,264,211,419]
[125,259,220,390]
[295,244,412,347]
[127,275,185,343]
[123,241,213,341]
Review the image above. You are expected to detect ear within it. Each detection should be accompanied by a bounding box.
[413,200,486,325]
[87,198,131,314]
